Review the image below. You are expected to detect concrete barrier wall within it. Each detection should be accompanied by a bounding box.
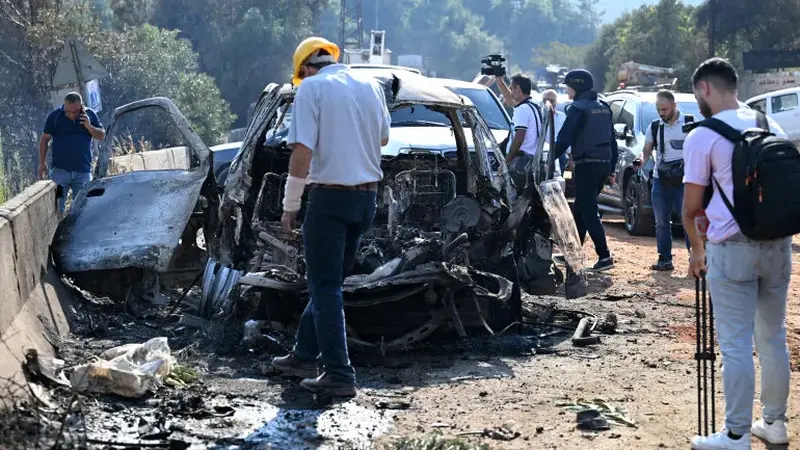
[108,146,192,174]
[0,181,72,384]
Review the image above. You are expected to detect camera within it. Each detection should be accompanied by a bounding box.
[480,54,506,77]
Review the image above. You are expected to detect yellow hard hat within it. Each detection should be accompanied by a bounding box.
[292,36,341,86]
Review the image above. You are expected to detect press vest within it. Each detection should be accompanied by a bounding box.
[571,96,614,161]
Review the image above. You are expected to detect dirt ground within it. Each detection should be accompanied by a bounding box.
[366,218,800,450]
[21,218,799,450]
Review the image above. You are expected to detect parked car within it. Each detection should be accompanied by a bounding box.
[210,141,242,186]
[600,90,749,235]
[745,86,800,144]
[348,63,421,74]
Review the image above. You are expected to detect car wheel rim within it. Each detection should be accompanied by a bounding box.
[625,182,637,229]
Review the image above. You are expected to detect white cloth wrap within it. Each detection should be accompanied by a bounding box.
[282,175,307,212]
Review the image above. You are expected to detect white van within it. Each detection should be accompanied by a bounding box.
[745,87,800,144]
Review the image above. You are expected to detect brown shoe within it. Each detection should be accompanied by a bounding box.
[300,373,356,397]
[271,353,318,379]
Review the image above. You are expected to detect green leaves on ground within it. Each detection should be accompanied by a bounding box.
[558,397,638,428]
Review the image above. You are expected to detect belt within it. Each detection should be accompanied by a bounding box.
[573,158,609,165]
[310,182,378,191]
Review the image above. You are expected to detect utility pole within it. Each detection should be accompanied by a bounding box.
[708,0,716,57]
[339,0,364,50]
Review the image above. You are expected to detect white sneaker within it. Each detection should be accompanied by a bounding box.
[751,419,789,445]
[691,429,752,449]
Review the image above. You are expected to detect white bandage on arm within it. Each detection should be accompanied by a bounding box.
[282,175,307,212]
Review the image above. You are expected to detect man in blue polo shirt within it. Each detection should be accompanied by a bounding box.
[38,92,105,212]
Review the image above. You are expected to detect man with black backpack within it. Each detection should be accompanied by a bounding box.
[494,73,543,188]
[638,90,694,271]
[683,57,797,449]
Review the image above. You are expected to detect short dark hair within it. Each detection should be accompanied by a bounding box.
[510,74,532,95]
[306,49,334,70]
[692,57,738,93]
[656,90,675,102]
[64,92,83,104]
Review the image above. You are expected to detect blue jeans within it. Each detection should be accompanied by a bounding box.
[572,161,610,260]
[707,235,792,435]
[292,187,377,383]
[651,177,689,261]
[50,168,91,213]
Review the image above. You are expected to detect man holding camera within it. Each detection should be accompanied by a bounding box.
[551,69,617,272]
[636,90,692,271]
[494,73,543,188]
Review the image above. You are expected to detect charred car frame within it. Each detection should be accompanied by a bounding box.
[208,71,566,351]
[52,72,580,352]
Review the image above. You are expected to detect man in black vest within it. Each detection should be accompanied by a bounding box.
[552,69,617,272]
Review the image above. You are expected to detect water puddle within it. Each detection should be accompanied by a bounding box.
[85,398,393,449]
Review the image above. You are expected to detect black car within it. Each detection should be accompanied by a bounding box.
[597,90,747,235]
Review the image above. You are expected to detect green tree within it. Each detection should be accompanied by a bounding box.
[585,0,704,91]
[152,0,327,125]
[532,41,588,70]
[109,0,154,27]
[91,24,235,144]
[696,0,800,51]
[0,1,235,197]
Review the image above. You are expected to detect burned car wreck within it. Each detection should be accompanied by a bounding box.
[52,98,219,305]
[206,71,585,352]
[50,72,588,352]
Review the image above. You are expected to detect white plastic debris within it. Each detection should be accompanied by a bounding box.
[242,320,266,342]
[70,337,176,398]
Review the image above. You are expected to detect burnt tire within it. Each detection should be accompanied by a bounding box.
[624,177,654,236]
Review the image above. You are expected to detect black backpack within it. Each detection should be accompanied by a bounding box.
[698,112,800,240]
[651,115,694,187]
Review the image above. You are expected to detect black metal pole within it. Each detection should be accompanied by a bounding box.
[695,276,703,435]
[709,288,716,432]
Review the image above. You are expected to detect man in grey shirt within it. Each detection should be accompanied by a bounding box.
[271,36,391,398]
[637,90,693,271]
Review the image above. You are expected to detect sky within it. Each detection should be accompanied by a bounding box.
[596,0,704,23]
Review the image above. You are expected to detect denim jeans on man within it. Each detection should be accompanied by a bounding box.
[50,167,91,213]
[707,235,792,436]
[651,177,690,261]
[572,161,610,259]
[292,187,377,383]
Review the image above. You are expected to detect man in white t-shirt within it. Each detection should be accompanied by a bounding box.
[683,57,792,450]
[494,73,543,187]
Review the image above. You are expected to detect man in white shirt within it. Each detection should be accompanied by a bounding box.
[271,36,391,398]
[494,74,543,188]
[640,90,693,271]
[683,57,792,450]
